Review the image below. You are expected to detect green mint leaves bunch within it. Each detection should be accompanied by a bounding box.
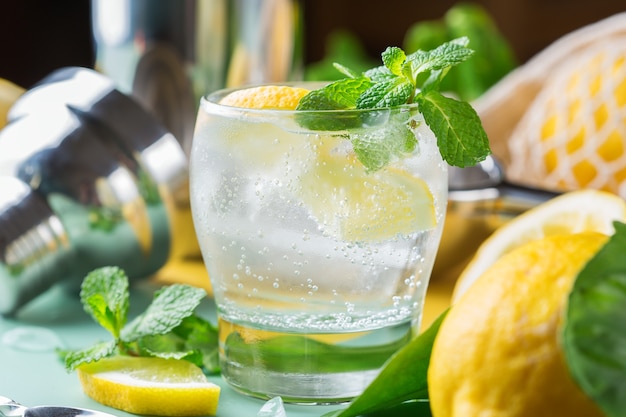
[60,266,219,374]
[296,37,491,171]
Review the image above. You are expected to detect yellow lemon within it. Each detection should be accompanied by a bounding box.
[0,77,25,128]
[507,44,626,194]
[77,356,220,416]
[298,141,436,242]
[219,85,309,110]
[429,232,607,417]
[452,189,626,301]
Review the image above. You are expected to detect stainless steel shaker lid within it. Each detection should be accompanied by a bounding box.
[0,176,72,315]
[0,67,190,316]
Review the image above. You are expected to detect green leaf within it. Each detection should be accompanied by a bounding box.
[381,46,406,76]
[333,62,360,78]
[62,341,117,371]
[297,77,372,111]
[416,90,490,167]
[296,77,372,131]
[121,284,207,341]
[324,310,448,417]
[80,266,129,339]
[356,78,414,109]
[296,39,491,171]
[364,66,394,83]
[406,37,473,82]
[224,331,410,374]
[171,315,220,373]
[562,221,626,417]
[350,111,416,172]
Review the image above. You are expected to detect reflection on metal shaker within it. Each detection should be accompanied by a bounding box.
[91,0,303,155]
[0,68,189,316]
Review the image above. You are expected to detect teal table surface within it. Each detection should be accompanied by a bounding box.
[0,280,344,417]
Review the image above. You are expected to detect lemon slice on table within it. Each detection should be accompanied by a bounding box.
[452,189,626,301]
[77,356,220,416]
[299,141,436,242]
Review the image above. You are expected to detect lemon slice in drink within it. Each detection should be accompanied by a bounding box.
[218,84,436,241]
[219,85,309,109]
[452,189,626,301]
[299,141,436,242]
[77,356,220,416]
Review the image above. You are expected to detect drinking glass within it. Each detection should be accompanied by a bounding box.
[189,82,448,403]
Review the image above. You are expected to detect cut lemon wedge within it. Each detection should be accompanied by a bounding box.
[219,85,309,110]
[77,356,220,416]
[299,140,436,242]
[452,189,626,301]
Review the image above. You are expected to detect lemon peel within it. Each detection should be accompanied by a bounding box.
[77,356,220,416]
[429,232,607,417]
[452,189,626,301]
[219,85,309,110]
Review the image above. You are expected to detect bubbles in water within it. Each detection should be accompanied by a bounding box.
[392,296,401,307]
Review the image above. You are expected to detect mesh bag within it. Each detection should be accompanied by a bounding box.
[473,13,626,196]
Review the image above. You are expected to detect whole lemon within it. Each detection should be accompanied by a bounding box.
[428,232,608,417]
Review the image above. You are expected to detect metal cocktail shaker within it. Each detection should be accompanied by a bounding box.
[91,0,304,156]
[0,67,189,316]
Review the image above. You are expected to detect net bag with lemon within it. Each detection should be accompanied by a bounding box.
[474,12,626,197]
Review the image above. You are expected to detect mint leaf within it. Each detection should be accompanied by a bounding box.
[562,221,626,417]
[295,38,491,170]
[297,77,371,111]
[136,315,220,374]
[381,46,406,76]
[333,62,361,78]
[62,267,217,373]
[122,284,207,340]
[416,90,490,167]
[405,36,473,80]
[80,266,129,339]
[356,78,414,109]
[351,112,417,172]
[62,341,117,371]
[172,315,220,373]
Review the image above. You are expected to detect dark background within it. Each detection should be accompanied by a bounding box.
[0,0,624,89]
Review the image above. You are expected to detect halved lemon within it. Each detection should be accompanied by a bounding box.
[77,356,220,416]
[451,189,626,301]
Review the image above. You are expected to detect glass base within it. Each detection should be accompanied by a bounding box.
[217,317,415,404]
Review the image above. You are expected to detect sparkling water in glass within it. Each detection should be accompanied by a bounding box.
[189,83,448,403]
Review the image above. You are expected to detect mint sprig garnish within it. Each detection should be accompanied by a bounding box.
[59,266,219,373]
[296,37,491,170]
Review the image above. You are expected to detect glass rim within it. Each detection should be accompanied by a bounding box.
[199,82,421,117]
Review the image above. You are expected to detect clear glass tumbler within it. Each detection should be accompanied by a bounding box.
[189,83,448,403]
